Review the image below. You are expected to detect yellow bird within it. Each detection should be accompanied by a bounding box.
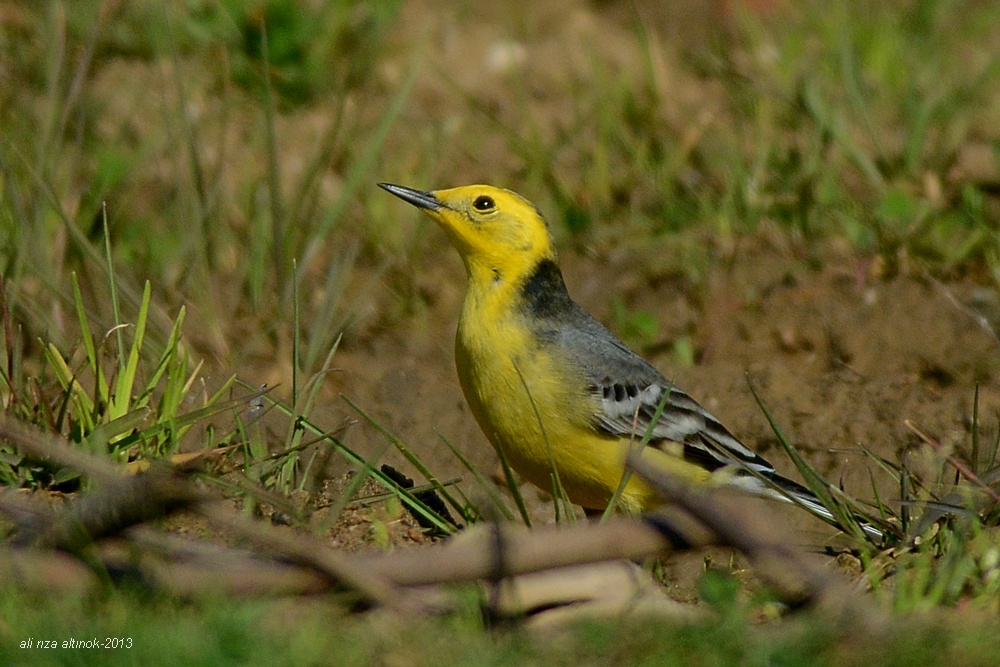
[379,182,879,539]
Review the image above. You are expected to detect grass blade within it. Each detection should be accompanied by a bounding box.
[110,280,150,421]
[101,204,125,369]
[439,433,508,522]
[494,437,532,527]
[301,46,422,268]
[746,374,873,542]
[71,272,107,402]
[341,394,468,522]
[248,386,459,534]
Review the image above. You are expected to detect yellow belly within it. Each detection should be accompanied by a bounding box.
[455,314,660,513]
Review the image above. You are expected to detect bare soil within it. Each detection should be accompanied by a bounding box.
[329,235,1000,548]
[291,0,1000,553]
[293,0,1000,554]
[18,0,1000,583]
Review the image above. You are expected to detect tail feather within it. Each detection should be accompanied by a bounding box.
[730,470,885,542]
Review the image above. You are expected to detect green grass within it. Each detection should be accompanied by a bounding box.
[3,0,999,345]
[2,0,1000,663]
[1,584,1000,667]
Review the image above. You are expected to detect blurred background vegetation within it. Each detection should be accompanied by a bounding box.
[2,0,997,378]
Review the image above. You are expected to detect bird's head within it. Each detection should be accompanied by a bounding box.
[379,183,556,283]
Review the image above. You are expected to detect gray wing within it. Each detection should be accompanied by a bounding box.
[526,303,886,540]
[543,306,777,477]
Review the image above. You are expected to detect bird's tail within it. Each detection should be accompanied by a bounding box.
[732,470,885,543]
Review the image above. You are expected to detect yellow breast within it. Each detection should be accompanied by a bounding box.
[454,303,656,512]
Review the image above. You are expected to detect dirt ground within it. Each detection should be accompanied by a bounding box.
[271,0,1000,556]
[14,0,1000,591]
[325,234,1000,547]
[201,227,1000,603]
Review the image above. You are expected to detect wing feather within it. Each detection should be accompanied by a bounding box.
[536,304,776,476]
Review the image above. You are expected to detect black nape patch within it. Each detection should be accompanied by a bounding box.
[519,259,574,317]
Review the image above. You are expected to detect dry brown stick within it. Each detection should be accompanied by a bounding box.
[1,516,696,602]
[626,450,869,611]
[360,509,714,588]
[0,546,98,595]
[1,536,323,600]
[196,502,402,609]
[13,468,205,550]
[0,488,49,525]
[110,529,332,597]
[1,418,206,549]
[132,552,331,598]
[0,416,121,483]
[0,416,405,608]
[2,511,710,600]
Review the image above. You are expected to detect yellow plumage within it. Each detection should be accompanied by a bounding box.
[379,182,880,538]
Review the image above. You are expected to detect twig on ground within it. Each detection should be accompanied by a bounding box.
[196,501,404,610]
[627,448,879,617]
[363,509,712,588]
[12,467,204,550]
[0,417,121,483]
[0,416,408,609]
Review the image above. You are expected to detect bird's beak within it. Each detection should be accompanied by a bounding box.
[378,183,444,211]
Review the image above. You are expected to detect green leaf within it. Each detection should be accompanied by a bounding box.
[71,272,108,403]
[110,280,151,421]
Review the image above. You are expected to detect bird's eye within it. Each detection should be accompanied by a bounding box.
[472,195,495,212]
